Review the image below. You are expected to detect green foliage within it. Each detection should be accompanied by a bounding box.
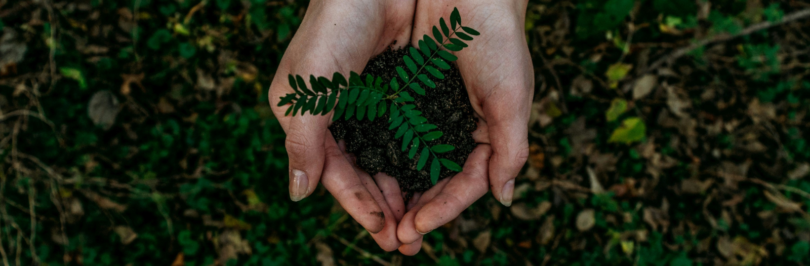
[608,117,646,144]
[278,8,477,184]
[605,98,627,122]
[575,0,634,38]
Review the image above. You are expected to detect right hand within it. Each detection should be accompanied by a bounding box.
[267,0,415,251]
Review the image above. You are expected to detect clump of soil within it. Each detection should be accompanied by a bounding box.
[330,47,478,193]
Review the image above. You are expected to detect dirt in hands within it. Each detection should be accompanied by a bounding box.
[330,47,478,193]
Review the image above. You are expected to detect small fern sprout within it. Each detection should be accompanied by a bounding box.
[277,7,479,184]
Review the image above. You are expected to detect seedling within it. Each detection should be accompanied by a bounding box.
[277,8,479,184]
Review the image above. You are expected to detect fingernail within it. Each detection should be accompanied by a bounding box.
[290,169,309,202]
[500,179,515,207]
[416,229,430,235]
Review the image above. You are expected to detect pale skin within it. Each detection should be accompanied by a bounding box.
[268,0,532,254]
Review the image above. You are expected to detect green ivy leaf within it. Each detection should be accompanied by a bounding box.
[606,98,628,122]
[179,42,196,58]
[608,117,646,144]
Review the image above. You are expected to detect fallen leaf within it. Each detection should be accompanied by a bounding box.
[120,73,144,95]
[61,67,87,89]
[587,167,605,194]
[224,215,252,230]
[510,201,552,221]
[665,85,691,118]
[113,226,138,245]
[80,190,127,212]
[528,144,545,170]
[680,178,713,194]
[0,28,27,75]
[606,98,628,122]
[537,215,555,245]
[633,74,657,99]
[788,163,809,180]
[747,98,776,124]
[606,63,633,88]
[608,117,646,144]
[170,253,184,266]
[158,97,175,114]
[570,75,593,97]
[315,241,335,266]
[473,230,491,252]
[576,209,595,231]
[88,90,120,130]
[621,241,635,255]
[218,229,252,265]
[763,190,802,213]
[196,69,216,91]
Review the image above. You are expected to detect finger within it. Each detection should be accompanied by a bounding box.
[396,178,452,244]
[284,113,332,201]
[482,86,531,207]
[398,237,423,256]
[355,168,401,251]
[374,173,405,222]
[414,145,491,234]
[321,133,385,234]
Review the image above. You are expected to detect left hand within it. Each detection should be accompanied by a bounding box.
[396,0,533,254]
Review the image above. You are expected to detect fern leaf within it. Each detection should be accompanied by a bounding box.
[409,83,425,95]
[422,131,443,141]
[357,90,370,106]
[417,148,430,170]
[451,8,461,28]
[444,43,463,52]
[395,123,409,138]
[462,26,479,36]
[410,47,424,65]
[449,38,467,48]
[378,102,387,117]
[345,103,355,120]
[404,56,417,74]
[415,124,437,132]
[430,157,441,184]
[293,97,305,115]
[409,116,427,125]
[356,101,366,120]
[456,32,473,41]
[409,138,419,159]
[333,104,345,121]
[296,75,314,96]
[440,18,450,37]
[390,79,400,91]
[432,26,443,43]
[314,95,327,114]
[305,96,318,114]
[365,74,373,88]
[402,130,414,151]
[389,102,398,117]
[418,40,431,57]
[438,50,458,61]
[348,88,360,104]
[418,74,435,88]
[317,76,332,91]
[349,72,363,86]
[368,102,377,121]
[337,89,348,109]
[324,90,337,113]
[440,159,462,172]
[277,94,296,107]
[288,75,299,90]
[425,66,445,79]
[389,115,404,130]
[285,104,294,116]
[431,144,455,153]
[332,72,347,87]
[399,92,414,102]
[432,58,450,70]
[424,35,438,51]
[396,66,409,82]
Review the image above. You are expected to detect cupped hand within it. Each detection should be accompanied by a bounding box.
[396,0,533,254]
[268,0,415,251]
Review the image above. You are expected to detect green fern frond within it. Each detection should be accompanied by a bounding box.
[276,7,478,185]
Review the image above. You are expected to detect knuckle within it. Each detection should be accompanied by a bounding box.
[285,135,312,158]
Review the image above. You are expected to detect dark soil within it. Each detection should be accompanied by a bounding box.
[330,47,478,193]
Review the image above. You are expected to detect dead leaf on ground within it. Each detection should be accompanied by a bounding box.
[788,163,809,180]
[0,28,27,74]
[196,69,216,91]
[171,253,184,266]
[681,178,713,194]
[88,90,120,130]
[528,144,545,170]
[80,190,127,212]
[473,230,491,252]
[120,73,144,95]
[315,241,335,266]
[763,190,802,213]
[537,215,555,245]
[748,98,776,124]
[576,209,595,231]
[632,74,657,99]
[113,226,138,245]
[570,75,593,97]
[510,201,552,221]
[587,167,605,194]
[218,229,252,265]
[224,214,252,230]
[665,84,691,118]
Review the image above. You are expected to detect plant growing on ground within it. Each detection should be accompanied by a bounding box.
[276,7,479,184]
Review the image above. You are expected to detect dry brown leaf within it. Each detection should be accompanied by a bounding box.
[113,226,138,245]
[528,144,545,170]
[510,201,552,221]
[748,99,776,124]
[473,230,491,252]
[537,215,555,245]
[763,190,802,213]
[314,241,335,266]
[218,230,252,265]
[570,75,593,97]
[196,69,216,91]
[88,90,120,130]
[586,167,605,194]
[665,85,691,118]
[171,253,184,266]
[632,74,657,99]
[0,29,27,70]
[120,73,144,95]
[788,163,809,180]
[681,178,713,194]
[576,209,595,231]
[81,190,127,212]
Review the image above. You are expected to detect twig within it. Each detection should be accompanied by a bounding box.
[748,178,810,200]
[641,8,810,76]
[26,183,38,263]
[330,234,392,266]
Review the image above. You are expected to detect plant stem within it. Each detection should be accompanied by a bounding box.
[389,25,463,97]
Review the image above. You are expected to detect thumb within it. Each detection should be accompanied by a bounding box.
[285,114,331,201]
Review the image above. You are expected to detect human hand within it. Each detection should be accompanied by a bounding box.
[268,0,415,251]
[396,0,533,254]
